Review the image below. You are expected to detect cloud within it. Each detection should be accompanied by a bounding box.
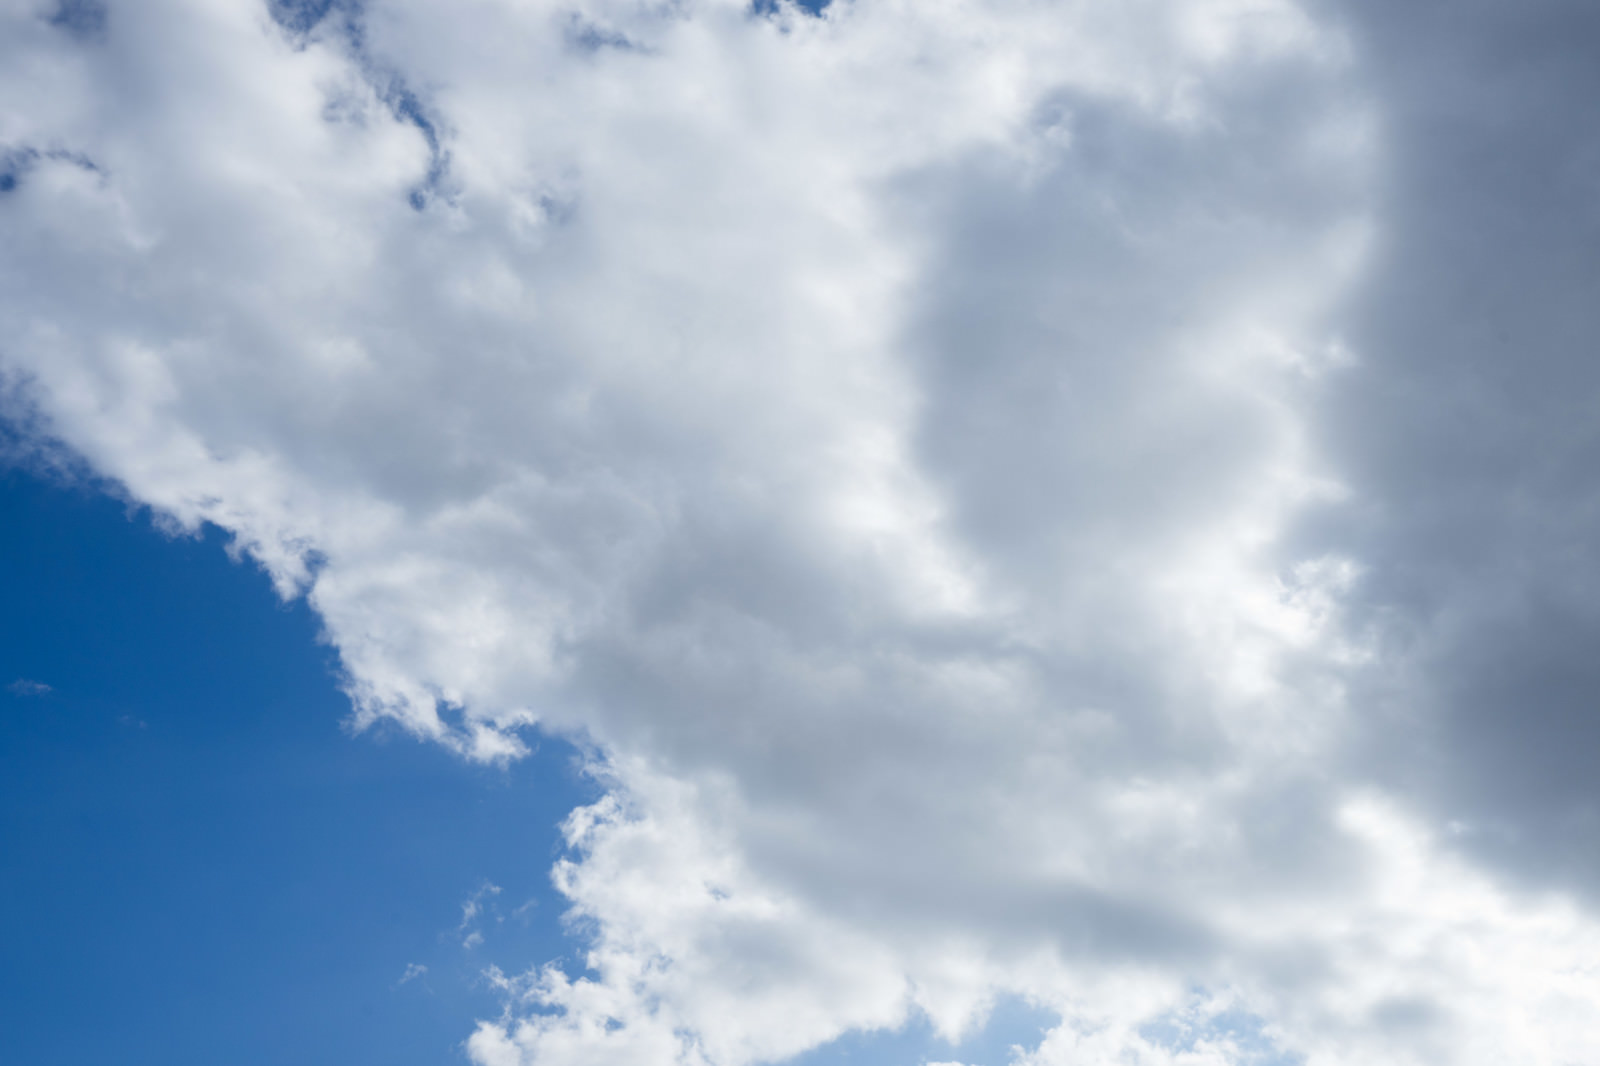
[8,678,52,696]
[44,0,107,42]
[459,881,502,949]
[2,1,1598,1064]
[399,962,428,986]
[1284,0,1600,903]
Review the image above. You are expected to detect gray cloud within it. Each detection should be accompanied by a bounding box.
[1294,0,1600,898]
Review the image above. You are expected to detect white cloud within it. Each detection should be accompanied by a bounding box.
[3,1,1598,1064]
[7,678,51,696]
[459,881,503,948]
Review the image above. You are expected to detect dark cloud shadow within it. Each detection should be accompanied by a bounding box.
[1298,0,1600,896]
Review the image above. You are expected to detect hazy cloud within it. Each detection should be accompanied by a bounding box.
[459,882,502,949]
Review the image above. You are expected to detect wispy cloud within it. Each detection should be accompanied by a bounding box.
[457,882,500,950]
[8,679,51,697]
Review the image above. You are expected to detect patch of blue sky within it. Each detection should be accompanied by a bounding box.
[563,13,637,55]
[0,145,104,194]
[269,0,352,37]
[0,149,28,194]
[383,82,451,211]
[753,0,833,18]
[0,467,596,1065]
[792,994,1059,1066]
[265,0,450,211]
[1139,1002,1304,1066]
[45,0,107,41]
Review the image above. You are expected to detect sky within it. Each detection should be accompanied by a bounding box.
[3,1,1600,1064]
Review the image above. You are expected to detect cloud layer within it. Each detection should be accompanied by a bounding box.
[5,1,1600,1063]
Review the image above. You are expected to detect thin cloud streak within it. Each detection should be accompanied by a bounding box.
[8,678,52,696]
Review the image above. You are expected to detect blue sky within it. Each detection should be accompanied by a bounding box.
[6,1,1600,1064]
[0,468,588,1064]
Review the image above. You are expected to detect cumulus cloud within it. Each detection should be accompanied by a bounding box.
[2,0,1598,1063]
